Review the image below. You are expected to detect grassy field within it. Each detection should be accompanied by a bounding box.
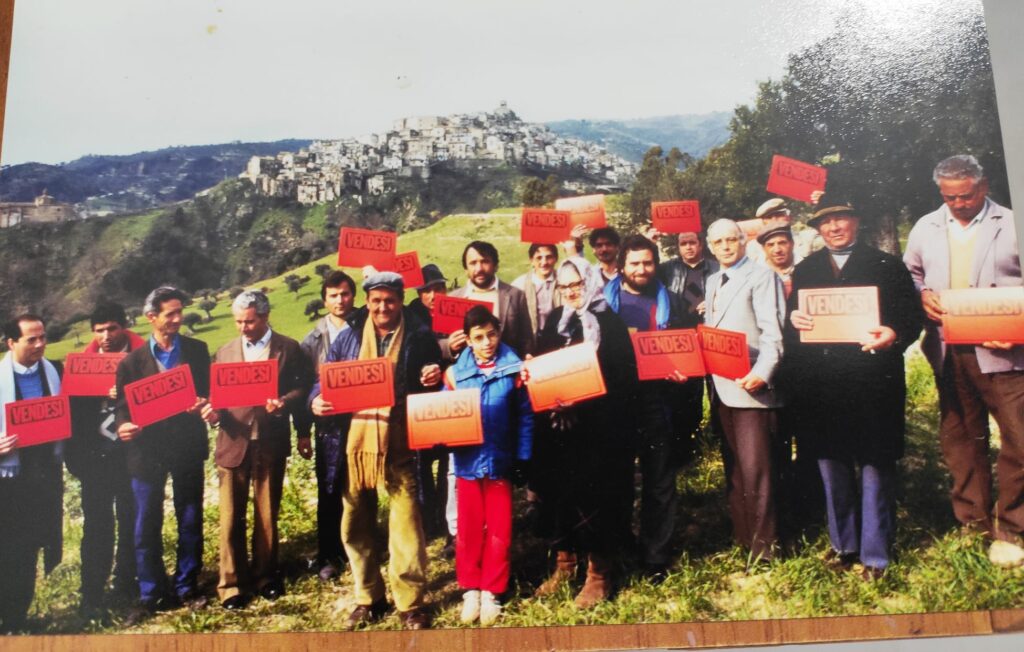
[21,209,1024,634]
[22,347,1024,635]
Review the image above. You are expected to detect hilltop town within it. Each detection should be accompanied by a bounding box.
[241,102,639,205]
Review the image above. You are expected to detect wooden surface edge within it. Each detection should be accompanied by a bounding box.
[0,610,1012,651]
[0,0,11,158]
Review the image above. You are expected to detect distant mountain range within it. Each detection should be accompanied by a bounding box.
[0,140,312,209]
[546,112,732,163]
[0,111,732,213]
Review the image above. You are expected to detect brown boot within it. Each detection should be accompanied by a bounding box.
[574,554,611,609]
[535,551,577,597]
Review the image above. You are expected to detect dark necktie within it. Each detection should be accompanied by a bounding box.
[720,273,730,286]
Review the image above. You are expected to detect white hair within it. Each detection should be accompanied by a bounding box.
[706,218,746,244]
[232,290,271,316]
[933,154,984,185]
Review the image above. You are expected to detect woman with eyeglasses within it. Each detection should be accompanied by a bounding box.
[528,257,639,609]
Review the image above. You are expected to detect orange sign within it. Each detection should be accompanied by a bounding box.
[432,295,493,334]
[209,359,279,410]
[650,201,701,234]
[524,343,607,411]
[940,287,1024,344]
[765,154,828,202]
[4,395,71,447]
[61,352,127,396]
[391,251,425,289]
[125,366,198,428]
[798,286,880,343]
[555,194,607,229]
[406,388,484,450]
[337,227,397,269]
[319,359,395,414]
[521,208,573,244]
[631,329,706,380]
[697,325,751,379]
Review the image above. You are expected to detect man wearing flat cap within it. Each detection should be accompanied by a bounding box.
[745,198,794,264]
[749,198,820,265]
[309,271,443,630]
[757,225,798,299]
[784,196,923,580]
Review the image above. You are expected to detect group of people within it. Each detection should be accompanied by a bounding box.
[0,154,1021,633]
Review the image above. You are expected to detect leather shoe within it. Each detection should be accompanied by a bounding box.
[824,549,858,572]
[642,564,669,585]
[399,607,431,630]
[318,562,340,582]
[860,566,885,582]
[124,600,157,627]
[260,581,285,601]
[178,589,209,610]
[345,598,390,630]
[221,594,249,611]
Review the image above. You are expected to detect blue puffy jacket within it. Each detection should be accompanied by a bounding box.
[446,343,533,480]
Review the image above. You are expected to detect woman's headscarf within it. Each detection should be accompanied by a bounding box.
[555,257,606,348]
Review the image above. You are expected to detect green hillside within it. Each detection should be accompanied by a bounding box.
[43,209,540,359]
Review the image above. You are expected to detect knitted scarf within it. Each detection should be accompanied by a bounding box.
[345,315,404,492]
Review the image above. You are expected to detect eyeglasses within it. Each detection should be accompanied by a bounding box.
[708,236,740,247]
[556,281,585,292]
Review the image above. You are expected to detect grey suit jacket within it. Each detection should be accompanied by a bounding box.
[705,256,785,409]
[904,199,1024,375]
[449,279,536,357]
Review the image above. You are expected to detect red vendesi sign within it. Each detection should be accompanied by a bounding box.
[209,359,279,410]
[432,295,493,335]
[318,359,395,415]
[650,201,701,234]
[4,395,71,447]
[337,227,397,269]
[765,154,828,202]
[391,251,426,289]
[520,208,573,244]
[696,325,751,379]
[124,366,198,428]
[61,352,127,396]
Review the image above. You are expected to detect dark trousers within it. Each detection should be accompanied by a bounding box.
[131,461,204,603]
[314,433,346,565]
[668,378,704,468]
[79,463,137,603]
[818,459,896,568]
[637,385,679,568]
[716,400,778,560]
[0,476,41,632]
[416,447,449,539]
[939,347,1024,541]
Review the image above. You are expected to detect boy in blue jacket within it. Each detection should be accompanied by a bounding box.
[444,306,533,626]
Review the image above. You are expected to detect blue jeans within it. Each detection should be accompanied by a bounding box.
[131,462,205,602]
[818,458,896,569]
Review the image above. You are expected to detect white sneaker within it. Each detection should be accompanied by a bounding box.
[988,540,1024,567]
[479,590,502,626]
[460,590,480,623]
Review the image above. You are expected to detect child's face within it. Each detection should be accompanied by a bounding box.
[467,323,500,361]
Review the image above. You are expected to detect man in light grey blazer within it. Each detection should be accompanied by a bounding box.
[705,218,786,564]
[904,154,1024,565]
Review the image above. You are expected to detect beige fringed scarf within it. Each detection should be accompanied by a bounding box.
[345,315,404,492]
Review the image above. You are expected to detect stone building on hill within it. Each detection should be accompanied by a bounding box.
[0,190,76,228]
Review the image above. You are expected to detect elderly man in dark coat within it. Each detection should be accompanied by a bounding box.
[784,196,923,580]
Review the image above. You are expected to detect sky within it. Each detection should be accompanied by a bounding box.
[0,0,954,165]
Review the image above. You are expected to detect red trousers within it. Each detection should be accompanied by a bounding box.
[455,477,512,594]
